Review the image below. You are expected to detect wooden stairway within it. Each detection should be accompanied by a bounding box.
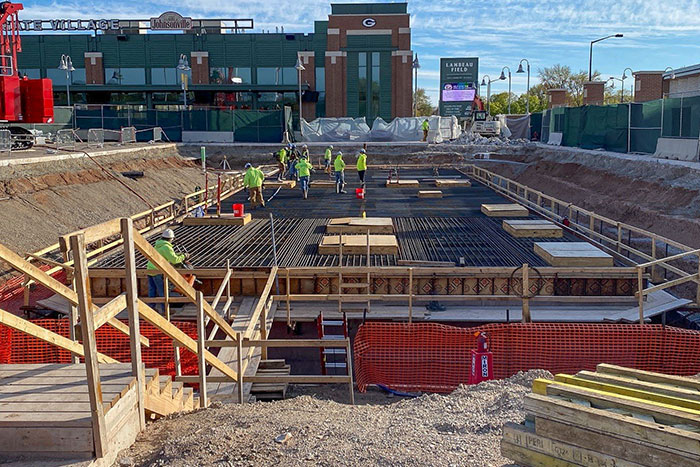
[143,369,198,419]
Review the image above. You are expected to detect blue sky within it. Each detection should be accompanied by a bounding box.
[21,0,700,103]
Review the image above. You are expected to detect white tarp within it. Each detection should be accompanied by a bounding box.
[302,115,462,143]
[502,115,530,140]
[301,117,371,142]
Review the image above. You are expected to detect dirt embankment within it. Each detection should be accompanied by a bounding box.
[0,149,206,255]
[481,150,700,249]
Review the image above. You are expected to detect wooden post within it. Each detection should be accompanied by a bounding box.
[22,276,30,308]
[70,233,108,458]
[637,266,644,324]
[260,297,268,360]
[226,260,232,321]
[408,267,413,324]
[696,253,700,307]
[617,223,622,253]
[651,240,657,283]
[589,213,595,233]
[164,277,170,321]
[521,264,531,323]
[62,248,80,364]
[286,268,291,327]
[196,291,208,408]
[366,229,371,315]
[346,338,355,405]
[120,218,146,430]
[237,332,244,404]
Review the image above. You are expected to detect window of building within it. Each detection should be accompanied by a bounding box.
[47,68,86,85]
[358,52,367,118]
[105,68,146,85]
[109,92,147,104]
[282,67,298,85]
[370,52,380,119]
[257,68,280,85]
[315,67,325,92]
[209,67,251,85]
[232,68,252,84]
[151,68,177,85]
[18,68,40,79]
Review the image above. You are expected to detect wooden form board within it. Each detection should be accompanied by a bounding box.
[182,213,252,226]
[311,180,337,187]
[417,190,443,198]
[386,179,420,188]
[500,365,700,467]
[503,220,563,238]
[318,235,399,255]
[326,217,394,234]
[481,203,529,217]
[434,179,471,187]
[265,180,296,189]
[534,242,613,267]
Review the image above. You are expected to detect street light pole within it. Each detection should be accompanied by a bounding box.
[480,75,493,115]
[608,77,624,103]
[621,67,634,103]
[412,54,420,117]
[589,33,623,81]
[500,66,512,114]
[517,59,530,114]
[295,55,306,135]
[58,55,75,106]
[177,54,191,108]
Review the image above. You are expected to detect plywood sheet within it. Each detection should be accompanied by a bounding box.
[503,220,563,238]
[534,242,614,267]
[418,190,443,198]
[386,179,420,188]
[435,179,472,187]
[264,180,296,189]
[182,213,252,226]
[326,217,394,234]
[481,203,529,217]
[318,235,399,255]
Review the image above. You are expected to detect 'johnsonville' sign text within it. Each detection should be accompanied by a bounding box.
[18,19,120,31]
[150,12,192,30]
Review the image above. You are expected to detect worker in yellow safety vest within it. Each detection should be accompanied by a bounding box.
[422,119,430,142]
[146,228,188,313]
[243,162,265,209]
[295,155,314,199]
[356,148,367,188]
[276,146,287,181]
[334,151,347,194]
[324,144,333,175]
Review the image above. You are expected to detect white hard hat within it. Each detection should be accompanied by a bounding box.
[329,144,334,149]
[303,144,308,148]
[162,229,175,240]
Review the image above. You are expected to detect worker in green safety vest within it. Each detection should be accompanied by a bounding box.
[295,155,314,199]
[334,151,347,194]
[356,148,367,188]
[276,146,287,181]
[422,119,430,142]
[146,229,188,313]
[243,162,265,209]
[324,144,333,175]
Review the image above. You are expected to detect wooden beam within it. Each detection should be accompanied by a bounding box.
[242,375,350,383]
[0,308,118,364]
[211,269,232,309]
[131,230,238,340]
[59,218,123,253]
[596,364,700,391]
[0,242,149,347]
[93,294,127,331]
[243,267,278,340]
[136,299,238,382]
[70,233,108,459]
[196,292,208,408]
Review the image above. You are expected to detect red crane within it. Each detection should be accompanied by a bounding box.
[0,1,54,149]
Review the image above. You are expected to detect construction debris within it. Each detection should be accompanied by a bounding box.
[118,370,552,466]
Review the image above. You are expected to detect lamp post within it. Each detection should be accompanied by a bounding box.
[58,55,75,106]
[295,55,305,134]
[608,77,624,103]
[589,34,623,81]
[177,54,191,108]
[621,67,634,102]
[412,54,420,117]
[516,59,531,114]
[480,75,497,115]
[499,66,512,114]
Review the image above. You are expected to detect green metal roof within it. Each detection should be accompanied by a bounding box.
[331,3,407,14]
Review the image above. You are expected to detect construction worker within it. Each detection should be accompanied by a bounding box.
[324,144,333,175]
[334,151,347,194]
[295,155,314,199]
[146,229,188,313]
[356,148,367,188]
[243,162,265,209]
[301,144,310,159]
[422,119,430,142]
[276,146,288,181]
[287,144,298,180]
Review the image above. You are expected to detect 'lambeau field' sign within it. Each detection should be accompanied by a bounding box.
[439,57,479,118]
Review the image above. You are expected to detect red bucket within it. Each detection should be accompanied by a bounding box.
[355,188,365,199]
[232,203,244,217]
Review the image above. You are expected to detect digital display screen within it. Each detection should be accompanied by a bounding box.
[441,83,476,102]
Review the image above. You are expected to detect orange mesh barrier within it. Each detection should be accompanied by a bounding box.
[0,267,66,303]
[353,322,700,393]
[0,319,199,377]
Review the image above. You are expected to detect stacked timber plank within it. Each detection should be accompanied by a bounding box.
[326,217,394,234]
[503,219,562,238]
[250,359,291,401]
[417,190,443,198]
[501,364,700,467]
[319,234,399,255]
[386,179,420,188]
[534,241,613,267]
[183,213,252,226]
[434,179,471,187]
[265,180,296,189]
[481,203,529,217]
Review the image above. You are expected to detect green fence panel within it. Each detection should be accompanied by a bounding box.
[629,101,661,153]
[541,110,550,143]
[562,107,582,147]
[529,112,542,140]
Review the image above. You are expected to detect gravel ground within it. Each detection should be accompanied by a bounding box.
[116,370,551,467]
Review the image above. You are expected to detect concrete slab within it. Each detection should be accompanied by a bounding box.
[503,220,563,238]
[481,203,529,217]
[534,242,613,267]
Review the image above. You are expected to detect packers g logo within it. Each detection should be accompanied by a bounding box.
[362,18,376,28]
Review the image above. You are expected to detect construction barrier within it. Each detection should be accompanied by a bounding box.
[0,319,199,377]
[353,322,700,393]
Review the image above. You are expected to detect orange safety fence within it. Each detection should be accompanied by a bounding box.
[0,319,199,377]
[353,322,700,393]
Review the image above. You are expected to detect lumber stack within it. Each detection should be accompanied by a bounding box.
[501,364,700,467]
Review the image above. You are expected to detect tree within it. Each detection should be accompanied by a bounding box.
[537,64,600,106]
[484,90,547,115]
[486,92,512,116]
[413,88,435,116]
